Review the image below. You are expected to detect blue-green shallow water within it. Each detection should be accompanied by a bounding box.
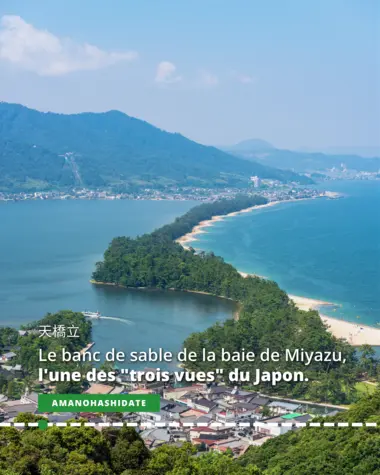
[194,181,380,327]
[0,200,236,367]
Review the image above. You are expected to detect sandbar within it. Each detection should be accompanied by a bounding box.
[176,202,380,347]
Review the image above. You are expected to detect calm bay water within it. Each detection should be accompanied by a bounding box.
[1,181,378,365]
[195,181,380,326]
[0,200,236,366]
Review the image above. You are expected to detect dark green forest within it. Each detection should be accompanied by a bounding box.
[0,102,312,191]
[93,196,362,403]
[0,311,92,397]
[0,140,76,191]
[0,391,378,474]
[238,391,380,475]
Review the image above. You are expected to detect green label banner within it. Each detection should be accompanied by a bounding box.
[38,394,160,412]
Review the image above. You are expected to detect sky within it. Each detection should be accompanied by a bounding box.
[0,0,379,149]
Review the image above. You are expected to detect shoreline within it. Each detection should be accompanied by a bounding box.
[90,281,380,346]
[287,294,380,346]
[175,200,380,347]
[175,200,284,249]
[91,280,241,319]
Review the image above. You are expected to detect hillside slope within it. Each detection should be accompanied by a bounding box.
[0,103,312,191]
[239,390,380,474]
[0,139,76,190]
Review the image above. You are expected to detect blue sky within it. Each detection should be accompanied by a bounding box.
[0,0,378,149]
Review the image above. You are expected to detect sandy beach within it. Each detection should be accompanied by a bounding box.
[176,201,380,347]
[176,201,281,249]
[288,295,380,346]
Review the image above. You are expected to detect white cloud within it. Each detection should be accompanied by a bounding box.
[0,15,138,76]
[231,71,254,84]
[199,71,219,87]
[155,61,182,84]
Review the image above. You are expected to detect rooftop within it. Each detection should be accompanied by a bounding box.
[281,413,303,420]
[268,401,300,410]
[5,403,37,417]
[250,396,270,406]
[193,398,217,409]
[84,384,113,395]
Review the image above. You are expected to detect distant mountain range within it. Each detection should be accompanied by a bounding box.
[0,103,312,192]
[297,146,380,158]
[221,139,380,173]
[222,138,275,154]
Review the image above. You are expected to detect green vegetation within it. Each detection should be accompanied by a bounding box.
[0,327,18,351]
[19,311,91,375]
[0,311,92,396]
[355,382,377,396]
[238,391,380,475]
[0,139,75,191]
[0,420,260,474]
[0,391,378,474]
[0,102,312,192]
[153,194,267,241]
[93,196,362,403]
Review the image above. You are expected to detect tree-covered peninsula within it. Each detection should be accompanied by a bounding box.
[92,196,358,403]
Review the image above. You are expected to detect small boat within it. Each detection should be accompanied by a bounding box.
[82,310,101,319]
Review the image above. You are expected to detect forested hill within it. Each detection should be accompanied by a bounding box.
[0,102,312,191]
[93,196,358,403]
[239,390,380,474]
[0,139,75,191]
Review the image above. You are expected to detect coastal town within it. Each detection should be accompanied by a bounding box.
[0,180,342,204]
[0,358,343,457]
[0,320,355,458]
[1,161,378,204]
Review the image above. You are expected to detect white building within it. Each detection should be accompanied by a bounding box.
[250,176,261,188]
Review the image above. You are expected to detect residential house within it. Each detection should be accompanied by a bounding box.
[267,401,301,415]
[140,399,188,423]
[256,413,312,437]
[0,352,16,362]
[140,428,173,448]
[2,364,23,376]
[190,398,217,413]
[210,438,250,456]
[249,396,270,407]
[189,426,231,443]
[215,410,236,423]
[231,402,260,420]
[164,385,203,403]
[179,408,208,425]
[223,389,258,405]
[48,413,77,423]
[84,383,114,395]
[2,403,37,420]
[21,391,39,405]
[115,373,137,390]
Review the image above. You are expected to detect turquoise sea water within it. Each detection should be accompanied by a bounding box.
[194,181,380,327]
[0,181,378,366]
[0,200,236,367]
